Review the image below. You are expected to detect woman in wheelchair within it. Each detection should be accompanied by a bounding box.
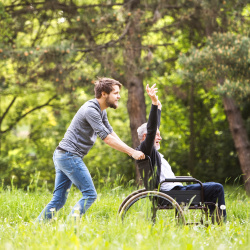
[135,84,227,223]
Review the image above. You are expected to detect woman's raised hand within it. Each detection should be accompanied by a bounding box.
[146,83,158,105]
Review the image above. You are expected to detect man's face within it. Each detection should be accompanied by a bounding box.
[142,128,162,150]
[105,85,121,109]
[154,129,162,150]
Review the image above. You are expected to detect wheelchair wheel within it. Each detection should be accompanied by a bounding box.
[118,189,146,214]
[119,191,186,225]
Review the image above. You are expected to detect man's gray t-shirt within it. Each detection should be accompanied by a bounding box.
[58,99,113,158]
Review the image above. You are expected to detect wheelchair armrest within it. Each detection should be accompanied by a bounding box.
[162,178,198,182]
[176,176,194,178]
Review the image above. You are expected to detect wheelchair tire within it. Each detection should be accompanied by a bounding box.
[119,191,186,225]
[118,188,146,214]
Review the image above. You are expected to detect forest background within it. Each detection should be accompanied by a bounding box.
[0,0,249,193]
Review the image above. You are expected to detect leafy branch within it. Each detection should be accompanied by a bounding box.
[0,94,57,134]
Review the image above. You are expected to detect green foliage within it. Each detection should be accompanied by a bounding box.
[175,31,250,183]
[179,32,250,101]
[157,82,241,183]
[1,1,249,190]
[0,86,134,190]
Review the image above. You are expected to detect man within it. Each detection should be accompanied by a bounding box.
[37,77,145,221]
[136,83,226,223]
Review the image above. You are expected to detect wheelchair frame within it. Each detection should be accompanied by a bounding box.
[118,156,217,225]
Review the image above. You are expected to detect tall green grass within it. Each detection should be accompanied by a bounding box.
[0,180,250,249]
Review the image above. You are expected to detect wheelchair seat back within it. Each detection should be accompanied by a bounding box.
[137,156,156,190]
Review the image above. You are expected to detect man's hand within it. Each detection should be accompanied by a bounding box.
[146,84,158,105]
[132,150,145,160]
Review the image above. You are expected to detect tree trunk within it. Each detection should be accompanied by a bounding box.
[126,77,147,150]
[188,83,195,175]
[223,96,250,194]
[123,0,147,183]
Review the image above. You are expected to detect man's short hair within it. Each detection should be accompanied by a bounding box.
[94,77,122,98]
[137,123,147,141]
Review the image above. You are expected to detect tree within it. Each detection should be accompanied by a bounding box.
[179,32,250,193]
[0,0,191,182]
[1,0,249,188]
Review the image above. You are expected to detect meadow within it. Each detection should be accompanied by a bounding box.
[0,180,250,250]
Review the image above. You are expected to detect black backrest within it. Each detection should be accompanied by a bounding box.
[137,156,156,190]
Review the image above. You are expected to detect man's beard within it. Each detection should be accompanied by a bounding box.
[155,142,160,150]
[106,96,118,109]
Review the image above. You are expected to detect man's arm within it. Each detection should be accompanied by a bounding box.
[103,134,145,160]
[85,106,144,160]
[110,131,123,142]
[85,107,112,140]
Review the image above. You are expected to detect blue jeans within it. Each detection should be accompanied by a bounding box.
[172,182,226,218]
[37,150,97,221]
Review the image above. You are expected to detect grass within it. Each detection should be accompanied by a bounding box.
[0,182,250,250]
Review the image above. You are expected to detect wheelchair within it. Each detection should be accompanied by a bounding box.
[118,156,218,225]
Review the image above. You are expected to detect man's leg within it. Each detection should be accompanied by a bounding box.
[37,149,97,221]
[202,182,226,221]
[179,182,226,221]
[65,155,97,218]
[52,150,97,218]
[37,151,72,221]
